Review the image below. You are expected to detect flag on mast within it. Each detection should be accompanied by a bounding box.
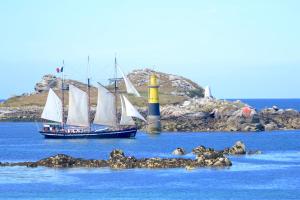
[56,67,64,73]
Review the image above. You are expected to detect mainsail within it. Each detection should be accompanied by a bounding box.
[93,84,117,127]
[121,95,146,122]
[119,95,135,125]
[66,85,89,127]
[118,66,141,97]
[41,88,63,123]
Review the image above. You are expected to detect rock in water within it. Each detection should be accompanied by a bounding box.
[108,149,137,169]
[192,145,215,155]
[172,148,186,155]
[229,141,246,155]
[0,148,233,169]
[109,149,125,160]
[36,154,78,168]
[213,157,232,167]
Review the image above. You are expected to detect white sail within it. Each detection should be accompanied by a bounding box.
[66,85,89,127]
[119,95,135,125]
[204,85,213,99]
[118,66,141,97]
[121,95,146,122]
[93,84,117,127]
[41,88,63,123]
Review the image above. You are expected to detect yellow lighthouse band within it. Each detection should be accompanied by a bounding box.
[148,74,159,104]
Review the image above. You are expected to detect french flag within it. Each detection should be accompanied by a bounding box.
[56,67,64,73]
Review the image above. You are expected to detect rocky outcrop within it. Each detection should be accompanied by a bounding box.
[161,98,265,132]
[172,148,186,155]
[108,149,138,169]
[192,141,254,156]
[222,141,246,155]
[34,74,59,93]
[34,74,93,94]
[0,141,262,169]
[2,70,300,133]
[126,69,204,97]
[259,107,300,131]
[0,154,108,168]
[1,97,300,133]
[0,147,233,169]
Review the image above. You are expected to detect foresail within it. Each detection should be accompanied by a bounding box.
[118,66,141,97]
[119,95,135,125]
[41,88,63,123]
[93,84,117,127]
[122,95,146,122]
[66,85,89,127]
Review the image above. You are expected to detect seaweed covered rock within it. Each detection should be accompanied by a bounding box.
[109,149,125,160]
[36,154,78,168]
[192,145,215,155]
[108,149,137,169]
[35,154,108,168]
[0,148,233,169]
[222,141,246,155]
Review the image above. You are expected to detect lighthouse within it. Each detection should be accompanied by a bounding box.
[147,73,161,133]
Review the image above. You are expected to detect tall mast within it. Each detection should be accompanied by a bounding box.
[114,55,118,126]
[87,56,91,131]
[61,60,65,129]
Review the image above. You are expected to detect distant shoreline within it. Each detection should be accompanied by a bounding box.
[1,98,300,132]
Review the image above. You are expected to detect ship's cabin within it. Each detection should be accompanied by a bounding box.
[42,124,61,132]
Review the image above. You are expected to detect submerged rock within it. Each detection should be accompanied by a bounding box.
[247,150,262,155]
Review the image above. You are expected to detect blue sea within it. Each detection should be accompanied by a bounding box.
[0,99,300,200]
[0,122,300,200]
[229,98,300,111]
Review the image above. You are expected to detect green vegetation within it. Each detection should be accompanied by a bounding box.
[187,88,204,98]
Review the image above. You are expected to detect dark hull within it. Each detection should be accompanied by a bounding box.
[40,128,137,139]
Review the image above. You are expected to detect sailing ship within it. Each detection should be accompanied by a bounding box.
[39,57,146,139]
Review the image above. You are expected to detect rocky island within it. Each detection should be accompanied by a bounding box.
[1,69,300,132]
[0,141,258,169]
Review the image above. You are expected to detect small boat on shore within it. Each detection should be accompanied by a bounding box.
[39,57,146,139]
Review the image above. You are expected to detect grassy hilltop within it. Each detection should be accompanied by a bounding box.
[1,69,204,108]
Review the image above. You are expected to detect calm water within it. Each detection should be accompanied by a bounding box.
[0,122,300,200]
[229,99,300,111]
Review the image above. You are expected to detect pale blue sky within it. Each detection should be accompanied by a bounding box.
[0,0,299,99]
